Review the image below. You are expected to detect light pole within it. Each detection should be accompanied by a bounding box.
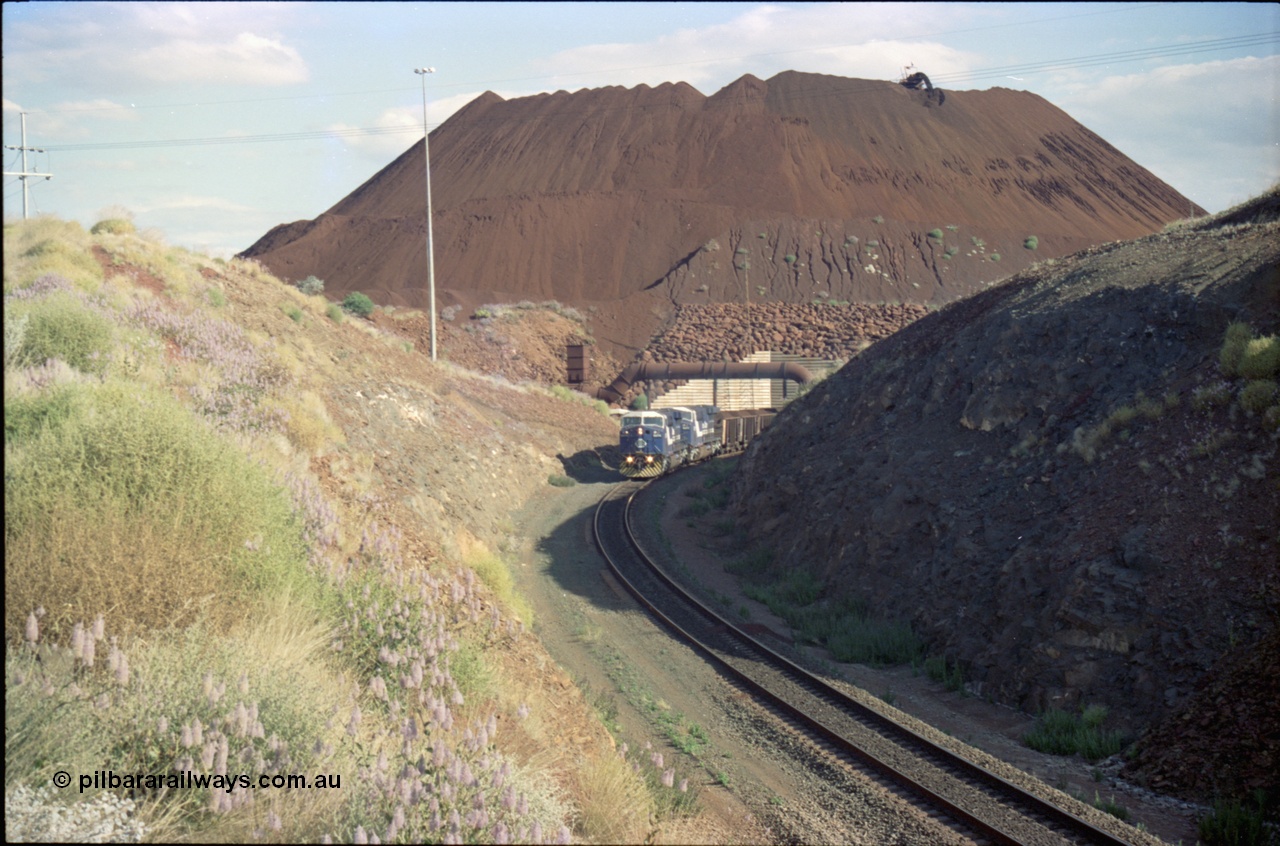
[415,67,438,361]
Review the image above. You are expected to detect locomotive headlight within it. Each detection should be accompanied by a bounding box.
[625,456,634,464]
[645,456,654,463]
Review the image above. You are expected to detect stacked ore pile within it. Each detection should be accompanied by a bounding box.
[643,302,929,364]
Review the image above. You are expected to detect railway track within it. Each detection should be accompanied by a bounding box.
[593,479,1138,846]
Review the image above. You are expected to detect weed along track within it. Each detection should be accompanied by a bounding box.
[594,480,1141,846]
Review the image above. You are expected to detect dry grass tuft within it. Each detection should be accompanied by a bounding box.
[573,751,655,843]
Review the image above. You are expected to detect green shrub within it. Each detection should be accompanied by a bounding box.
[1024,236,1039,250]
[825,614,923,666]
[1240,336,1279,380]
[284,305,303,323]
[971,236,985,247]
[990,253,1002,262]
[927,228,943,240]
[5,381,312,638]
[296,275,325,296]
[1240,380,1278,413]
[90,218,136,236]
[872,215,884,224]
[630,393,649,411]
[206,288,226,307]
[548,474,576,487]
[326,302,344,323]
[866,239,879,248]
[1023,706,1125,761]
[784,254,797,264]
[5,383,81,442]
[11,293,114,374]
[341,292,374,318]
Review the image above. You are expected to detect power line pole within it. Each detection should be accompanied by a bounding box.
[4,112,54,220]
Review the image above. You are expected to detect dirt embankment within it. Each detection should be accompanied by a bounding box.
[731,194,1280,801]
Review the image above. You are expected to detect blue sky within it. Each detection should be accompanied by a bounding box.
[4,2,1277,258]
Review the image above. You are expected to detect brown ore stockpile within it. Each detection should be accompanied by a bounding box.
[733,190,1280,800]
[242,71,1201,358]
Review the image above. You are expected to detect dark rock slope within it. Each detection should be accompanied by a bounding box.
[242,71,1201,359]
[731,189,1279,799]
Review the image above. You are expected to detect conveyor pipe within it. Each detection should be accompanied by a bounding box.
[597,361,814,404]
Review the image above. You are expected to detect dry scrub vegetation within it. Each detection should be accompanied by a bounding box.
[3,215,667,843]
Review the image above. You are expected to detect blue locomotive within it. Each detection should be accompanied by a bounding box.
[618,405,721,478]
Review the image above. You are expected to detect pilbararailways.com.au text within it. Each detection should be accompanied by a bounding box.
[74,770,340,794]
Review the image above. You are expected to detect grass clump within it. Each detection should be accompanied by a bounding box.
[90,218,136,236]
[325,302,344,323]
[575,752,653,844]
[464,546,534,629]
[1023,705,1125,761]
[8,228,104,292]
[548,473,576,487]
[1024,235,1039,250]
[5,380,313,638]
[1198,792,1277,846]
[927,228,944,240]
[923,654,966,692]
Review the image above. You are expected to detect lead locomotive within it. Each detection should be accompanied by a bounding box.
[617,406,721,478]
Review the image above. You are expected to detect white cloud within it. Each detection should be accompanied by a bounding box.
[328,107,422,158]
[120,32,307,87]
[4,2,309,90]
[1051,55,1280,211]
[330,91,505,158]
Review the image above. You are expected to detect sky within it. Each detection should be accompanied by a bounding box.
[3,1,1278,259]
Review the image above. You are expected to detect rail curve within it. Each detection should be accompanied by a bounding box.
[592,478,1137,846]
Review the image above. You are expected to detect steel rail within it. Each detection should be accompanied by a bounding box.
[592,480,1135,846]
